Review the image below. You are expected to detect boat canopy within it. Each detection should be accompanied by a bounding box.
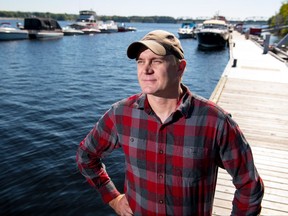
[24,18,62,30]
[77,10,97,23]
[0,22,12,27]
[79,10,96,16]
[203,19,227,26]
[181,22,196,28]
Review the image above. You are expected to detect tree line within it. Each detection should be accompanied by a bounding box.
[268,1,288,36]
[0,10,192,23]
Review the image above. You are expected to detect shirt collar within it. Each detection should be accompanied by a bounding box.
[135,84,193,118]
[176,84,193,118]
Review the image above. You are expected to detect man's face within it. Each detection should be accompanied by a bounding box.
[136,48,184,98]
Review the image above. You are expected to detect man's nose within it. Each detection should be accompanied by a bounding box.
[143,62,153,74]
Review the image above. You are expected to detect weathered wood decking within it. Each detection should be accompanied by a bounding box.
[210,31,288,215]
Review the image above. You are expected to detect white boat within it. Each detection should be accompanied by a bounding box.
[24,18,63,40]
[0,22,29,41]
[62,26,84,36]
[178,22,196,39]
[98,20,118,33]
[196,19,230,49]
[69,10,100,34]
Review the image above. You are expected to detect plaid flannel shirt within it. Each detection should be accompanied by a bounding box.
[77,84,264,216]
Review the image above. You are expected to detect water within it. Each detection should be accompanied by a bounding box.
[0,22,229,216]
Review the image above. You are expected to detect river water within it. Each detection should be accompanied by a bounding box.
[0,21,229,215]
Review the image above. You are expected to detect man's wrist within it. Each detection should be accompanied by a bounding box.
[109,194,125,209]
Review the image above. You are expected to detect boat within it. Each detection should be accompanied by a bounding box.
[117,23,137,32]
[178,22,196,39]
[62,26,84,36]
[69,10,100,34]
[242,25,262,36]
[196,18,230,49]
[98,20,118,33]
[249,27,262,36]
[0,22,29,41]
[24,17,63,40]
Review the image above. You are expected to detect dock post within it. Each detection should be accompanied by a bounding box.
[263,33,271,54]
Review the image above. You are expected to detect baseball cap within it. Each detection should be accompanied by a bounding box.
[127,30,184,59]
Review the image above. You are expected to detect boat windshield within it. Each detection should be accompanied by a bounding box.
[0,22,12,28]
[204,24,227,29]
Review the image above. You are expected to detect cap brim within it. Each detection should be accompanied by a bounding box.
[127,40,167,59]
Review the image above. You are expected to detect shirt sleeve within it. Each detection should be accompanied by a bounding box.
[76,108,121,203]
[218,115,264,215]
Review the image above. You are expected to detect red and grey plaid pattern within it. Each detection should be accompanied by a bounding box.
[77,84,264,215]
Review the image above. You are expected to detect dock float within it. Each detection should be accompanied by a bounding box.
[210,31,288,215]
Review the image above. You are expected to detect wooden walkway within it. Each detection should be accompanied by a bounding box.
[210,31,288,215]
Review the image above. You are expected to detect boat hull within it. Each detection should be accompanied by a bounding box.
[81,28,101,34]
[0,30,29,41]
[99,28,118,33]
[178,32,195,39]
[28,31,64,40]
[196,32,229,48]
[117,26,136,32]
[62,27,84,36]
[63,31,84,36]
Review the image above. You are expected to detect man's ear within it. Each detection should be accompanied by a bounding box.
[178,59,186,73]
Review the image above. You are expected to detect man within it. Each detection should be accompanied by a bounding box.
[76,30,264,215]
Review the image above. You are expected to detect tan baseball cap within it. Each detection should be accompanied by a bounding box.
[127,30,184,59]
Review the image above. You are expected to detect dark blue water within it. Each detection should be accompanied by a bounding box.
[0,21,229,216]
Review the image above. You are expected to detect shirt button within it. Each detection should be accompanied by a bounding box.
[159,150,163,154]
[159,174,163,179]
[159,200,164,204]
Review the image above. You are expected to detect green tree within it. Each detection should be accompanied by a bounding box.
[268,1,288,36]
[279,2,288,35]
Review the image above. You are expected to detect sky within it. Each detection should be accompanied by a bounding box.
[0,0,286,20]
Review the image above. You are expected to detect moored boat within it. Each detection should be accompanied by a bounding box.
[196,18,230,49]
[178,22,196,39]
[0,22,29,41]
[98,20,118,33]
[24,18,63,40]
[242,25,262,36]
[69,10,100,34]
[117,23,137,32]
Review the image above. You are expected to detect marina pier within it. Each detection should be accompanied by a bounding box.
[211,31,288,215]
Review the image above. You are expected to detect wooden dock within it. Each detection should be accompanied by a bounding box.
[210,31,288,215]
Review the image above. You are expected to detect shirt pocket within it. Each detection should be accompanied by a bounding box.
[168,146,215,184]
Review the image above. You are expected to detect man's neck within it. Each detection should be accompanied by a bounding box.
[147,88,183,123]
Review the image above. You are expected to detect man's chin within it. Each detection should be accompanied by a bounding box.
[141,87,157,95]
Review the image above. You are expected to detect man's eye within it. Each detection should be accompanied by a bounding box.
[137,60,144,64]
[152,59,163,64]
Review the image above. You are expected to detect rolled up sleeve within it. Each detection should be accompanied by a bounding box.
[76,108,121,203]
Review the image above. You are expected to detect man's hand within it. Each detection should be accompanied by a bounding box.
[109,194,133,215]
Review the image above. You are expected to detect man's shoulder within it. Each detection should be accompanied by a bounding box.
[192,94,230,118]
[112,93,143,109]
